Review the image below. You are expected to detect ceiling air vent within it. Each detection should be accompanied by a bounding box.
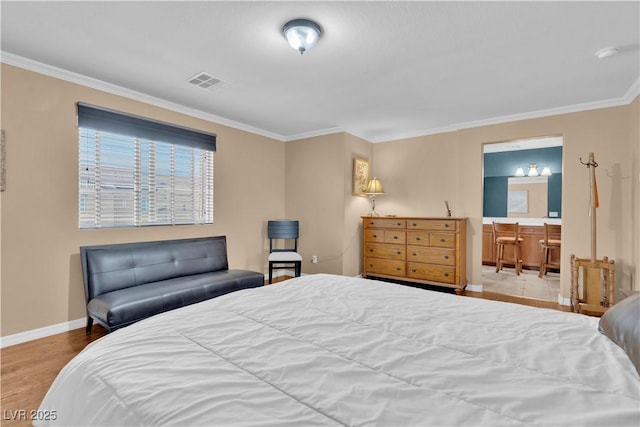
[187,72,222,89]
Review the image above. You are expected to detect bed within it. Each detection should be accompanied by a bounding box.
[36,274,639,426]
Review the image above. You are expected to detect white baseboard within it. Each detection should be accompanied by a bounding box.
[2,272,298,348]
[0,318,86,348]
[465,284,483,292]
[557,293,571,306]
[263,269,296,281]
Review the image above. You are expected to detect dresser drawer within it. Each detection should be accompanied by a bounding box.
[407,246,455,266]
[365,243,406,260]
[384,230,406,244]
[407,219,458,231]
[364,218,406,229]
[365,258,406,277]
[407,263,456,284]
[364,229,385,243]
[407,231,430,246]
[430,233,456,248]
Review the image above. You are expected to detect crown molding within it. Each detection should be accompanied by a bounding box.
[368,79,640,143]
[3,51,638,145]
[1,51,286,142]
[283,126,346,142]
[623,76,640,104]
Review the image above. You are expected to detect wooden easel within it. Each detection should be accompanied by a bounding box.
[570,152,615,314]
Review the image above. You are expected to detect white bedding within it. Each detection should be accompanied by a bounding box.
[37,274,640,426]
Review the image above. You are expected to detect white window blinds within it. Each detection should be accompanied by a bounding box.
[78,104,215,229]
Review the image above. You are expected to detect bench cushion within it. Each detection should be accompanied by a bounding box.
[83,237,229,300]
[87,269,263,330]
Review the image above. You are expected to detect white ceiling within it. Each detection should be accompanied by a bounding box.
[2,1,639,143]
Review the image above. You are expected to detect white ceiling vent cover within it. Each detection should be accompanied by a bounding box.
[187,72,222,89]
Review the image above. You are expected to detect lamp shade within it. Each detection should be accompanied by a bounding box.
[541,166,552,176]
[365,178,385,194]
[282,19,321,55]
[528,164,539,177]
[514,167,525,177]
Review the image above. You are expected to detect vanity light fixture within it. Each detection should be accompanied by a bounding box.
[528,164,539,177]
[514,167,525,177]
[541,166,552,176]
[282,18,322,55]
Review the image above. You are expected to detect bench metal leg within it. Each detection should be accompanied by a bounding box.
[85,316,94,335]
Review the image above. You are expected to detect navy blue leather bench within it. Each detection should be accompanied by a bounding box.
[80,236,264,334]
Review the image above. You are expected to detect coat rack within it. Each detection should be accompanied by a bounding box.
[570,152,615,314]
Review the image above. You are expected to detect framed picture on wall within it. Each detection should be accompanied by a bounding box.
[353,157,369,196]
[508,190,528,213]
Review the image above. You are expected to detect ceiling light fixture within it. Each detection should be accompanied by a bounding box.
[282,18,321,55]
[595,47,619,59]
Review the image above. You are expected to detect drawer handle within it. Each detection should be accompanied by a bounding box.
[396,267,401,271]
[370,221,374,225]
[397,222,401,226]
[412,223,417,226]
[416,237,421,241]
[411,269,417,273]
[369,248,374,252]
[369,264,373,268]
[445,223,450,228]
[444,273,449,277]
[412,253,417,256]
[440,238,445,242]
[373,234,378,238]
[397,251,402,255]
[444,255,449,259]
[393,236,398,239]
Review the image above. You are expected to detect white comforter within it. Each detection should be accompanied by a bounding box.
[37,274,640,426]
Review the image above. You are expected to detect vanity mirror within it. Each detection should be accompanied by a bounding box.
[483,137,562,219]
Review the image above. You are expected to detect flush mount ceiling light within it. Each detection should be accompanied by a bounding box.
[595,47,619,59]
[282,18,321,55]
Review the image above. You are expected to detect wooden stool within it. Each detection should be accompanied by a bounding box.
[493,222,524,275]
[538,223,561,278]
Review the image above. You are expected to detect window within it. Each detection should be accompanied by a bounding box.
[78,103,215,229]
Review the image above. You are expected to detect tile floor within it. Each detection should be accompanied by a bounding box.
[481,265,560,302]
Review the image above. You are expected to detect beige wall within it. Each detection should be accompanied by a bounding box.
[631,96,639,292]
[2,61,638,339]
[1,65,285,336]
[375,103,638,298]
[343,133,374,277]
[374,132,461,218]
[285,133,346,275]
[284,132,374,278]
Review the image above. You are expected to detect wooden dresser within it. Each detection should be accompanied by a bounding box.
[362,216,467,292]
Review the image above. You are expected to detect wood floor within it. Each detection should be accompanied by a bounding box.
[1,276,571,426]
[1,325,108,426]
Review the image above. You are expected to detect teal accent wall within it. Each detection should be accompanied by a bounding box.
[483,146,562,218]
[483,177,507,217]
